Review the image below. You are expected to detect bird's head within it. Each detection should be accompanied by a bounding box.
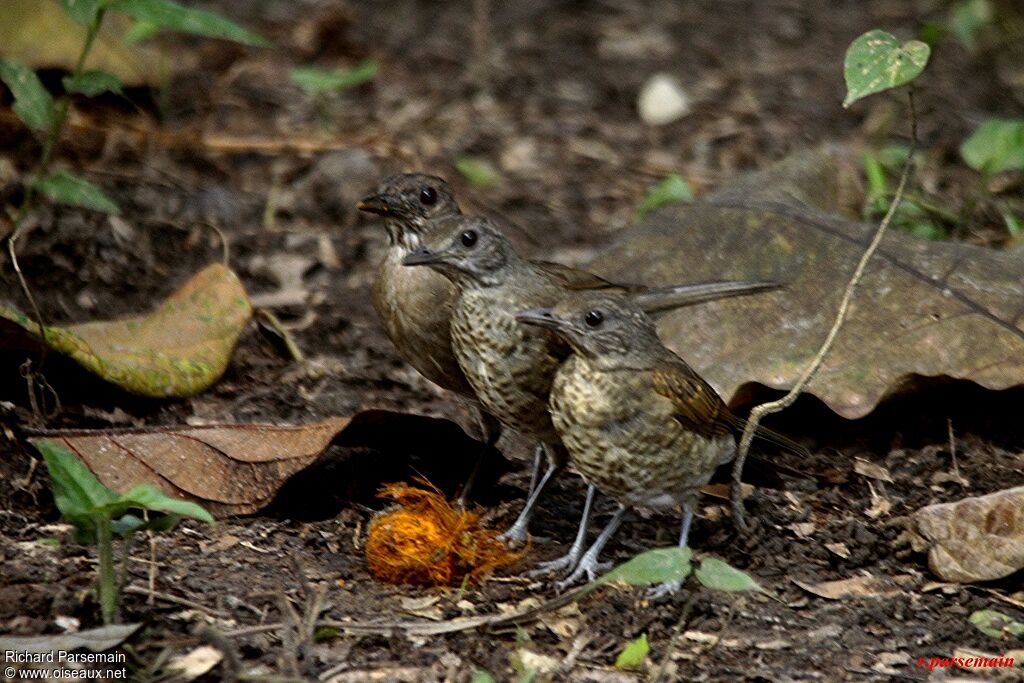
[357,173,460,248]
[401,216,515,287]
[516,292,661,363]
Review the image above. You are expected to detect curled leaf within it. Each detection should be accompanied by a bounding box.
[34,171,120,213]
[0,58,55,132]
[0,263,253,397]
[614,634,650,670]
[914,486,1024,583]
[694,557,764,593]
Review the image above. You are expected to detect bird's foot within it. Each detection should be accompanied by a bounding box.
[554,557,612,592]
[525,550,581,578]
[646,579,684,599]
[497,522,530,547]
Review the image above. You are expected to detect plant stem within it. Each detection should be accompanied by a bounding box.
[96,515,118,624]
[6,8,108,419]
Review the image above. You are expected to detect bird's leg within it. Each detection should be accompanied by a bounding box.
[527,484,597,576]
[498,447,561,546]
[556,503,627,591]
[648,501,696,598]
[456,409,503,508]
[525,444,543,497]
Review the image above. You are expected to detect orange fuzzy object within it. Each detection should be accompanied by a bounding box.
[365,480,524,586]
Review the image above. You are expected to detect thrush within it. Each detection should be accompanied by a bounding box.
[402,215,783,562]
[517,292,804,593]
[358,174,776,505]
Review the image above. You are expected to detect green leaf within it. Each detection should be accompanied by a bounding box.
[314,626,341,642]
[969,609,1024,640]
[63,70,124,97]
[34,171,120,213]
[614,634,649,670]
[290,61,379,93]
[597,547,693,588]
[470,672,497,683]
[862,152,887,203]
[1004,212,1022,237]
[108,0,271,47]
[455,157,499,188]
[949,0,993,50]
[99,485,214,524]
[960,119,1024,176]
[637,174,695,219]
[36,441,118,520]
[122,19,161,45]
[694,558,764,592]
[55,0,101,25]
[843,30,930,108]
[0,58,56,132]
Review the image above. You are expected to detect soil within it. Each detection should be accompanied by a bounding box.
[2,1,1023,681]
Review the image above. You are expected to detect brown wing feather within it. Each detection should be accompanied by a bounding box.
[533,260,643,293]
[651,360,734,439]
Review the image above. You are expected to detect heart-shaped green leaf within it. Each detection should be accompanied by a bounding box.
[843,30,930,108]
[597,546,693,587]
[637,174,695,220]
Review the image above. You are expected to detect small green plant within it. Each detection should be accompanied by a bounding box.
[969,609,1024,639]
[290,61,379,94]
[614,633,650,671]
[1,0,269,416]
[455,157,500,189]
[861,146,957,240]
[36,440,213,625]
[636,174,694,220]
[584,546,765,595]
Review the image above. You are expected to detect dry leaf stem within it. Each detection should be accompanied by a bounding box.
[730,90,919,531]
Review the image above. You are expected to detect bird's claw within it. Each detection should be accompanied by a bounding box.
[554,558,612,592]
[525,551,580,578]
[646,579,684,599]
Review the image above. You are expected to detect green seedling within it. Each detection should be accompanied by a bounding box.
[36,440,213,625]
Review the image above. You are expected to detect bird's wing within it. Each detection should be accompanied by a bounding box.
[533,260,641,293]
[651,359,734,439]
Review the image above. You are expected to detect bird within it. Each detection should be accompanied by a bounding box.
[516,292,805,593]
[357,174,779,507]
[402,214,784,571]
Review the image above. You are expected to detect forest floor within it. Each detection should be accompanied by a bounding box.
[1,1,1023,681]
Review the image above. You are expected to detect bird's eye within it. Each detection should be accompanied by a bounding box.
[584,310,604,328]
[420,187,438,206]
[460,230,478,247]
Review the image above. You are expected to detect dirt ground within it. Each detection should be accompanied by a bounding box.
[2,0,1024,681]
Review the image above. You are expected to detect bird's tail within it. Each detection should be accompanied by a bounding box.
[635,280,781,317]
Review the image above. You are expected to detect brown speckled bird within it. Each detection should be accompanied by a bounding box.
[358,174,778,506]
[517,293,802,593]
[402,215,782,566]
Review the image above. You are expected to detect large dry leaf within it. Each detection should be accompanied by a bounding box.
[590,146,1024,418]
[31,417,352,516]
[913,486,1024,583]
[0,0,168,86]
[0,263,253,398]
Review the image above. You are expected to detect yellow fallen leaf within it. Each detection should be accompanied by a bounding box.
[1,263,252,397]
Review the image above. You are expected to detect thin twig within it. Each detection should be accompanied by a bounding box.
[730,89,919,531]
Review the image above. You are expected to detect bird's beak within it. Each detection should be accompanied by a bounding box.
[356,193,392,215]
[402,246,445,267]
[515,307,564,331]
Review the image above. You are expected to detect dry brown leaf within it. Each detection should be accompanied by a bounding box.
[30,417,351,516]
[913,486,1024,583]
[590,146,1024,418]
[793,574,914,600]
[853,458,893,483]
